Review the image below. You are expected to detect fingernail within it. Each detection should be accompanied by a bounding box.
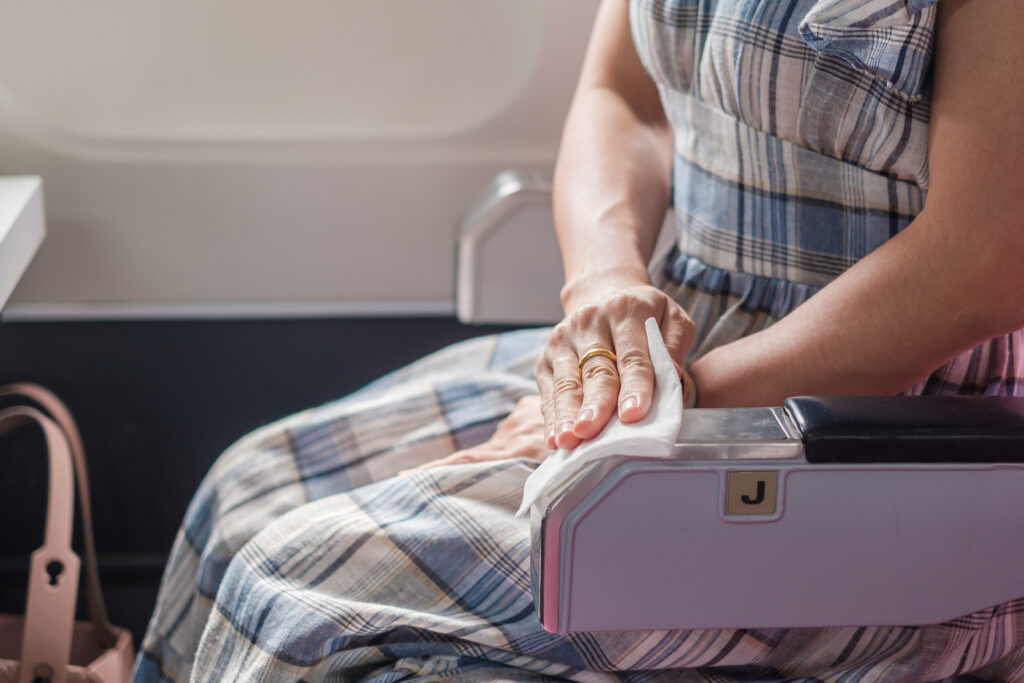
[545,423,555,443]
[621,396,639,413]
[576,408,595,424]
[557,421,574,438]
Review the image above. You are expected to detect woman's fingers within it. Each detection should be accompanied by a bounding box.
[535,363,558,448]
[537,353,584,450]
[405,394,550,473]
[611,336,655,423]
[538,315,614,449]
[572,351,619,440]
[550,352,585,449]
[547,316,621,447]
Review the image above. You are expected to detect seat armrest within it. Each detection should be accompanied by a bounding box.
[532,396,1024,634]
[784,395,1024,464]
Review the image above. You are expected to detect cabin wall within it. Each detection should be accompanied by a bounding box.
[0,1,598,643]
[0,1,596,317]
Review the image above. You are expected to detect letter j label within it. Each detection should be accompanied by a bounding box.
[727,471,778,516]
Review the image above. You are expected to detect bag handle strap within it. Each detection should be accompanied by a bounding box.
[0,406,79,683]
[0,384,118,650]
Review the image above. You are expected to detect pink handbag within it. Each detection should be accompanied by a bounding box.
[0,384,133,683]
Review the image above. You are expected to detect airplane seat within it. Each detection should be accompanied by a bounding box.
[530,395,1024,634]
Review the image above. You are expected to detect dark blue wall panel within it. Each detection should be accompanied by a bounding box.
[0,317,520,643]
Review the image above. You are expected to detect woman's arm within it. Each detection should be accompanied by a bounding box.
[553,0,671,297]
[689,0,1024,407]
[537,0,696,449]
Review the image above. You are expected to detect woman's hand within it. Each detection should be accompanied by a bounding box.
[403,395,549,473]
[536,274,696,451]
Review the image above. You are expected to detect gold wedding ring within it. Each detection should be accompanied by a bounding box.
[578,347,617,371]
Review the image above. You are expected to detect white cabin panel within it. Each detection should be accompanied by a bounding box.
[0,1,598,319]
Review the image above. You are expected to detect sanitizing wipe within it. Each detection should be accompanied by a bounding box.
[518,317,683,516]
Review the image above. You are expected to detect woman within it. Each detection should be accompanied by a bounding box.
[136,0,1024,680]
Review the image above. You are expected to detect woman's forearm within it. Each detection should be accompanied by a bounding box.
[690,205,1024,407]
[553,0,673,313]
[690,0,1024,408]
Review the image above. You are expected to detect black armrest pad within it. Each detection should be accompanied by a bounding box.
[783,396,1024,463]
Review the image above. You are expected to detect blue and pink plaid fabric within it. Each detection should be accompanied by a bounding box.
[636,0,1021,395]
[135,0,1024,680]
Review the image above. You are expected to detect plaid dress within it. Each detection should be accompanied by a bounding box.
[135,0,1024,681]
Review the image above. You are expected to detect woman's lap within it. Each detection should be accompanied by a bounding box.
[187,460,794,682]
[135,330,546,681]
[194,460,570,681]
[135,326,1024,682]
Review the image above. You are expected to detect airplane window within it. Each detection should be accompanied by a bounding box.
[0,1,546,142]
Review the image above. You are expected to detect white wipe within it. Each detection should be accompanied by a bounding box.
[517,317,683,517]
